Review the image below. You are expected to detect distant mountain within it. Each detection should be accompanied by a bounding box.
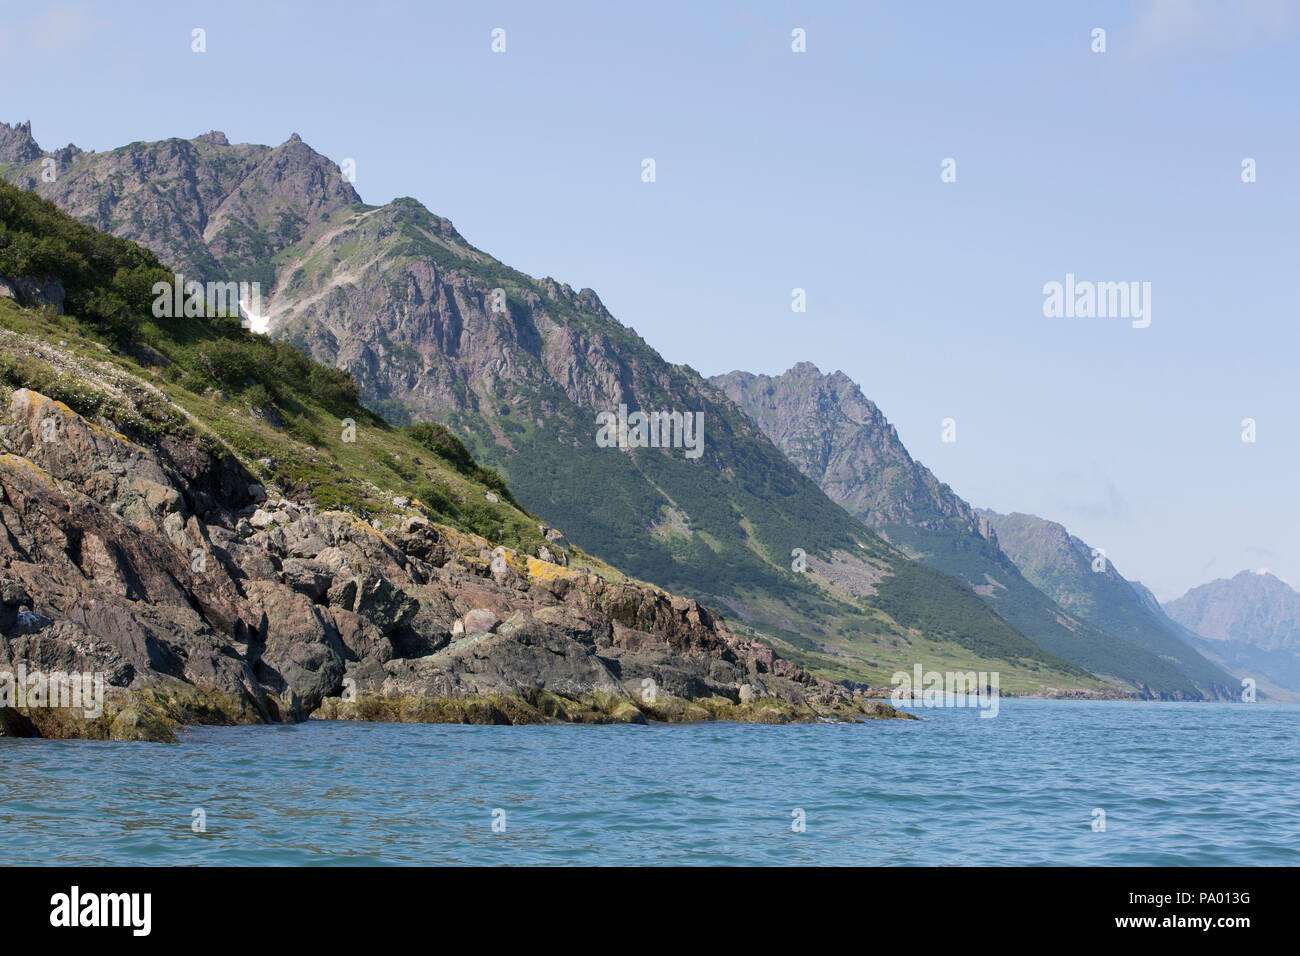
[712,362,1227,699]
[0,122,1098,693]
[1165,571,1300,694]
[984,511,1236,698]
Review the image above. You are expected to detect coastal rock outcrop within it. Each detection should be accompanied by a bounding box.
[0,388,908,740]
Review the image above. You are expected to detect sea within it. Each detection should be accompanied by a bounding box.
[2,699,1296,865]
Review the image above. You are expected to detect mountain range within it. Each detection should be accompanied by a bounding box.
[712,363,1236,699]
[981,510,1235,697]
[4,119,1287,705]
[0,121,1100,694]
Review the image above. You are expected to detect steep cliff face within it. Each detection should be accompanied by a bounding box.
[712,363,1229,699]
[1,124,1100,693]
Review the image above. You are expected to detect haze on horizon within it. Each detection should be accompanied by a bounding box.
[3,0,1295,601]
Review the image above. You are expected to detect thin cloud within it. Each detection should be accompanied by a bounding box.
[20,3,107,56]
[1050,478,1132,525]
[1129,0,1293,58]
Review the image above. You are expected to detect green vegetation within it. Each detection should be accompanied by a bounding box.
[0,181,166,340]
[988,512,1234,696]
[0,181,552,555]
[404,422,518,508]
[430,326,1088,683]
[878,521,1203,695]
[871,557,1092,678]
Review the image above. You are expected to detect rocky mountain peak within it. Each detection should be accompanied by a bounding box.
[576,287,607,314]
[1164,569,1300,694]
[1245,569,1286,585]
[1167,569,1300,651]
[0,120,42,165]
[49,144,85,165]
[2,127,362,286]
[713,364,978,533]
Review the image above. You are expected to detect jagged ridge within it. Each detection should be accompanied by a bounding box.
[0,122,1101,693]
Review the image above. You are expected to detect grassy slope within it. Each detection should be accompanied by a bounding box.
[0,297,622,569]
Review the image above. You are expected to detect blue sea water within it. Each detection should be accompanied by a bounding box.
[2,699,1297,865]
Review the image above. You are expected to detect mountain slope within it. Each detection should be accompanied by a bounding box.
[1,122,1100,693]
[985,511,1236,698]
[0,181,914,739]
[713,363,986,537]
[712,363,1228,699]
[1165,571,1300,694]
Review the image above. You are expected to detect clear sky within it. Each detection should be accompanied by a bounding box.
[3,0,1296,601]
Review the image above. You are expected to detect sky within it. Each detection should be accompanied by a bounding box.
[2,0,1296,601]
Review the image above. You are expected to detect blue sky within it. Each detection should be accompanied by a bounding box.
[3,0,1296,600]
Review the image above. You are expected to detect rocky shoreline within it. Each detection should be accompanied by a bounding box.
[0,385,911,741]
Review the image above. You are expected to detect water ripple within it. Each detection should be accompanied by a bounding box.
[1,699,1297,865]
